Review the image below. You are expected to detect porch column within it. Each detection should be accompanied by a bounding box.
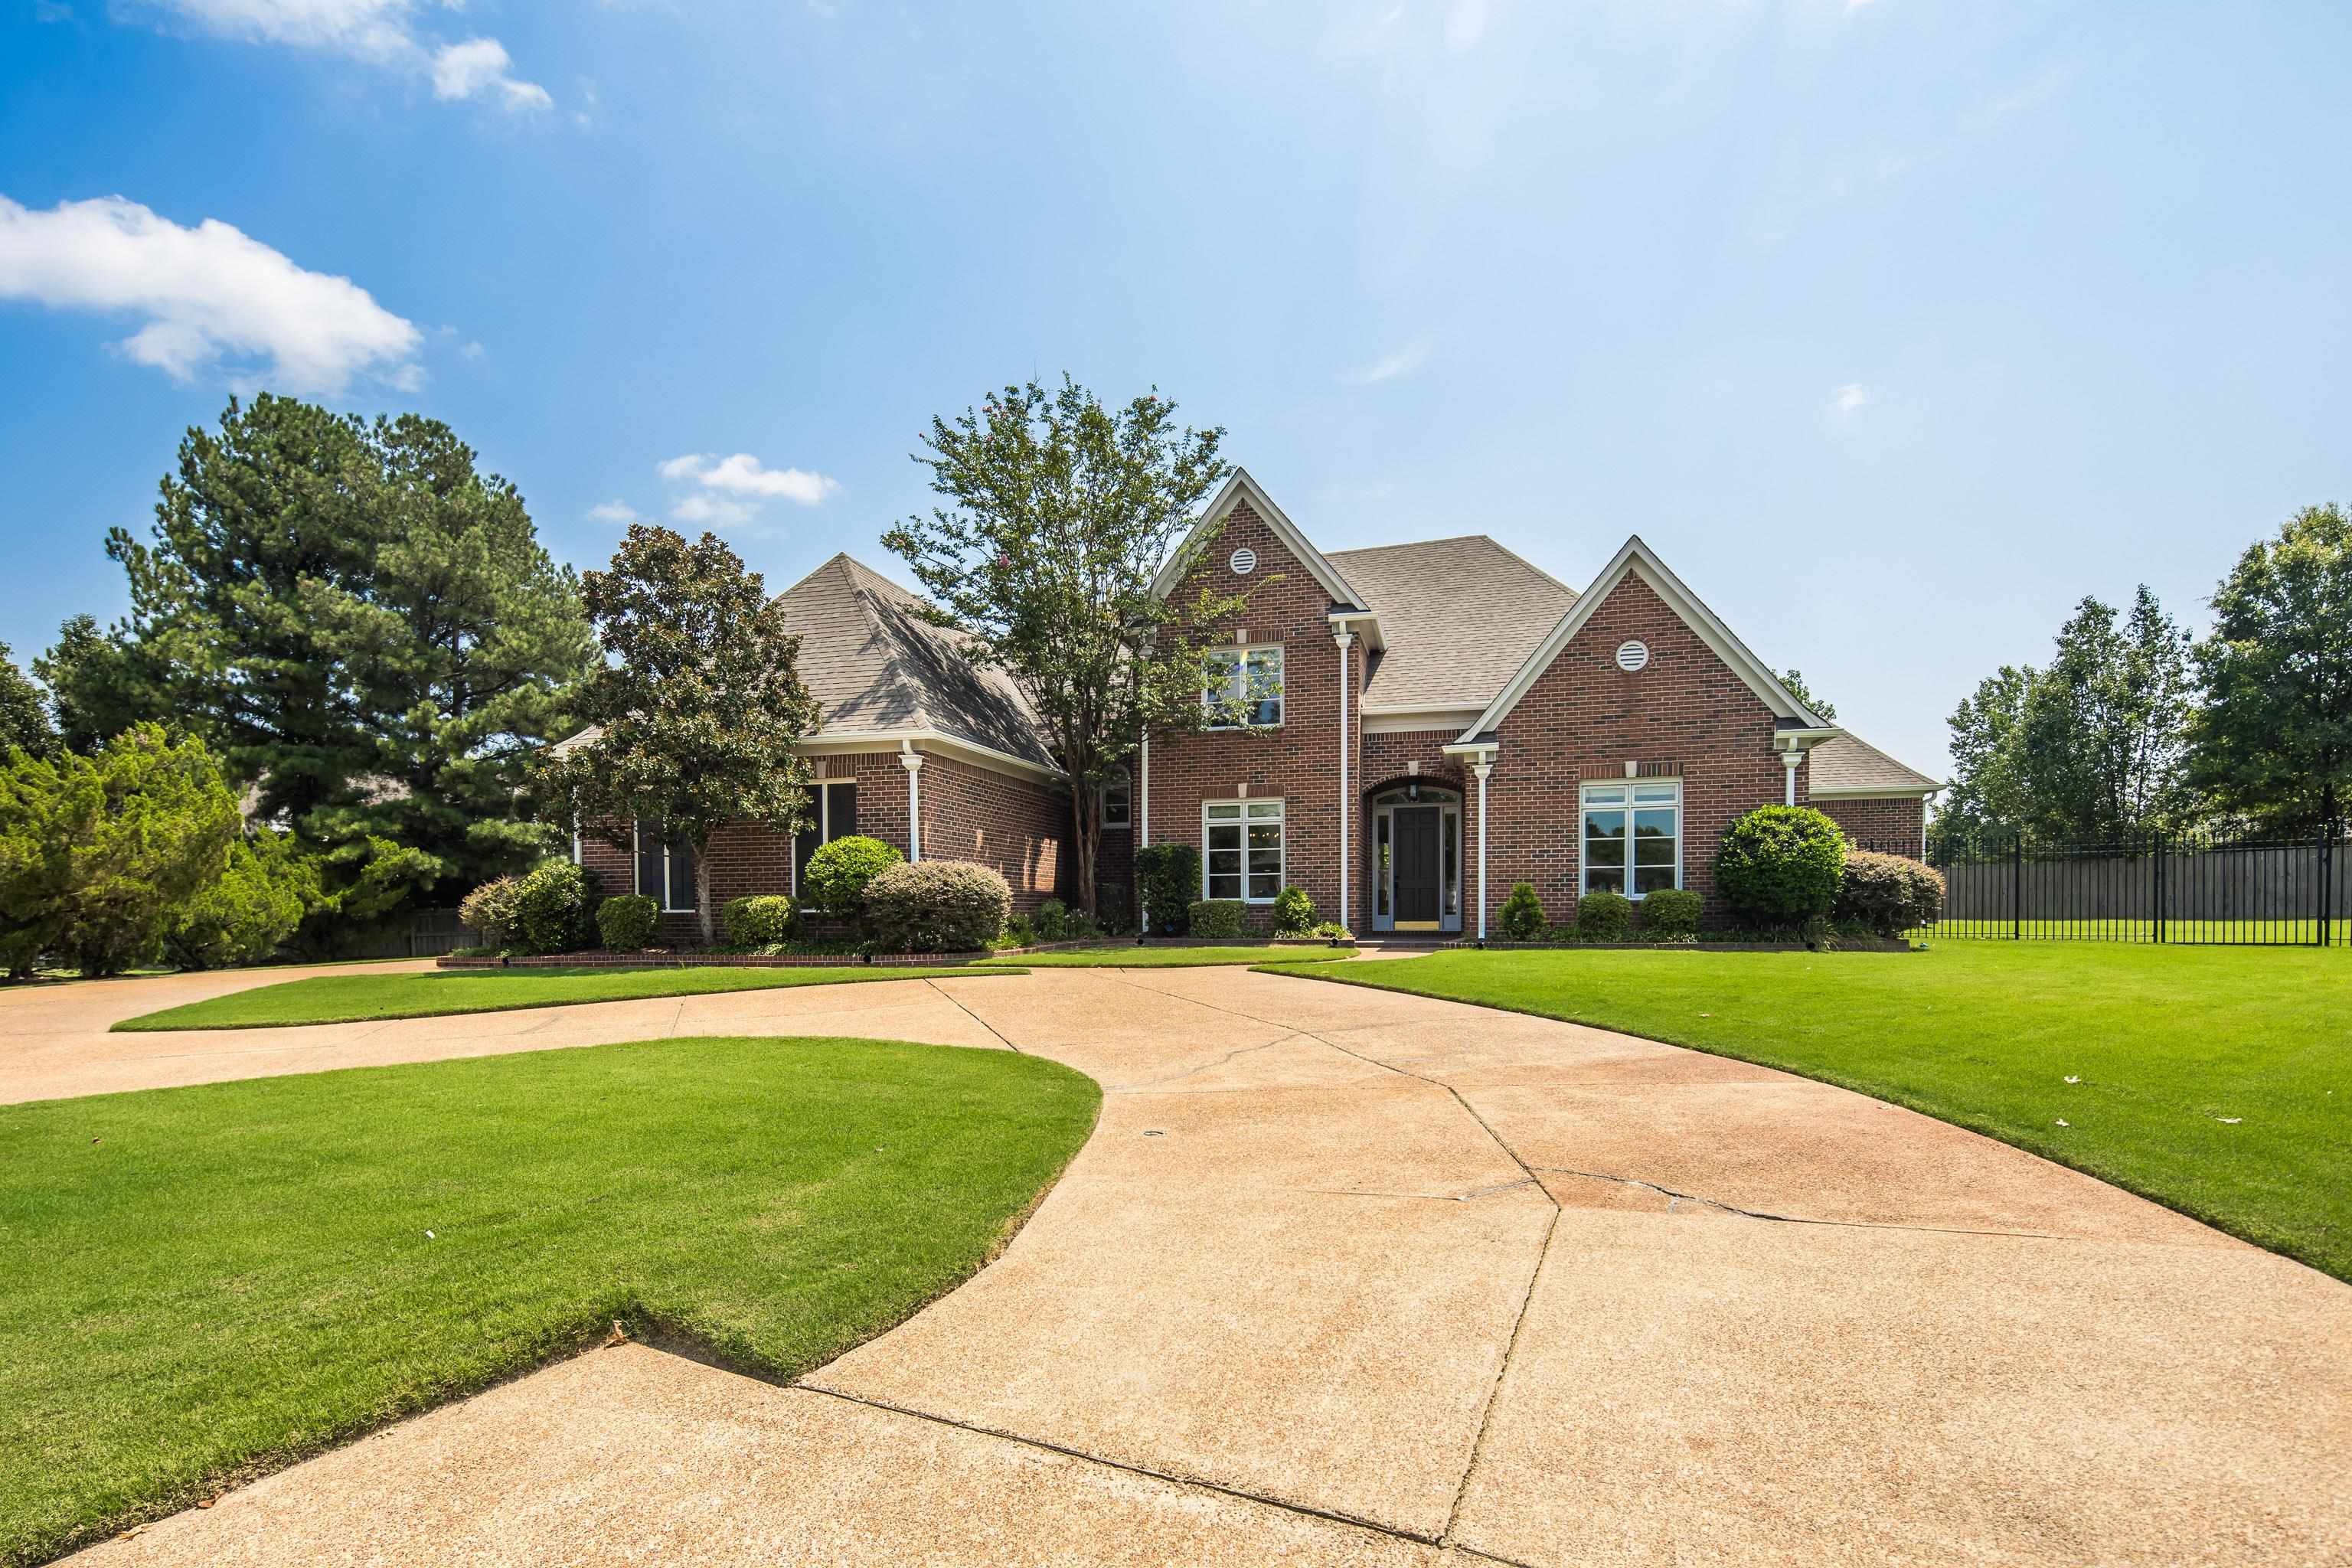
[1333,629,1355,931]
[1473,759,1493,939]
[1782,749,1802,806]
[900,746,925,862]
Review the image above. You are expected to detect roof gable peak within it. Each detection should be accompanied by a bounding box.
[1150,466,1366,609]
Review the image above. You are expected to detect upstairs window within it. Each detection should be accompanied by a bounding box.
[1204,645,1284,728]
[1204,799,1285,902]
[1100,769,1132,829]
[634,822,699,913]
[1580,782,1681,899]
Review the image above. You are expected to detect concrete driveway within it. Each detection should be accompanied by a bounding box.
[15,960,2347,1566]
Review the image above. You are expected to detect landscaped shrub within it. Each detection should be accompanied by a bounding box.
[511,859,593,956]
[864,859,1012,953]
[1834,851,1946,936]
[1498,882,1547,940]
[1136,844,1200,936]
[1311,920,1353,940]
[459,876,524,949]
[1034,897,1072,941]
[1270,885,1316,936]
[1095,882,1133,935]
[1187,898,1245,938]
[802,835,903,924]
[722,893,795,947]
[1713,805,1847,925]
[1638,887,1702,939]
[165,831,321,971]
[597,893,662,950]
[1575,890,1634,940]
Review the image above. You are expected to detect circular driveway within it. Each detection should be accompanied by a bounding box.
[15,961,2347,1566]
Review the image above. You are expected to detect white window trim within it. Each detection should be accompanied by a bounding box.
[1099,769,1133,831]
[1203,644,1285,730]
[1201,796,1285,904]
[633,821,698,913]
[1579,779,1683,900]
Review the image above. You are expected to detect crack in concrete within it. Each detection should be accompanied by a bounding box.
[793,1380,1505,1557]
[1530,1165,2073,1242]
[921,977,1022,1054]
[1112,1032,1308,1090]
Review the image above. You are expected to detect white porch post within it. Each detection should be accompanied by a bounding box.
[1473,759,1493,940]
[900,744,925,861]
[1782,749,1802,807]
[1334,629,1355,931]
[1138,736,1150,849]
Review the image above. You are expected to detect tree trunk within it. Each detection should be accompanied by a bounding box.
[694,838,715,946]
[1073,790,1098,916]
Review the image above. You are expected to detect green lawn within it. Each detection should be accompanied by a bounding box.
[114,963,1021,1031]
[0,1035,1097,1565]
[988,944,1354,968]
[1262,943,2350,1282]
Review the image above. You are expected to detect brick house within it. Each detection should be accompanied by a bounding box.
[557,470,1938,939]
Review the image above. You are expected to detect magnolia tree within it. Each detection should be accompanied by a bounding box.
[884,378,1256,916]
[532,525,822,943]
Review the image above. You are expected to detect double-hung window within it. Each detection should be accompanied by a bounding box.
[1581,781,1681,898]
[1204,799,1284,902]
[634,821,699,913]
[792,779,860,897]
[1099,769,1132,829]
[1204,645,1283,727]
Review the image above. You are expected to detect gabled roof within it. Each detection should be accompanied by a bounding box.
[777,554,1057,769]
[1807,731,1942,797]
[1150,468,1366,610]
[1461,534,1829,743]
[547,554,1060,776]
[1325,535,1579,713]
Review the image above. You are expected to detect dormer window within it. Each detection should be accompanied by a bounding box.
[1204,645,1283,728]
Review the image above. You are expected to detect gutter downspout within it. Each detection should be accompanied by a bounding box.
[1473,757,1493,940]
[1333,628,1355,932]
[899,741,925,862]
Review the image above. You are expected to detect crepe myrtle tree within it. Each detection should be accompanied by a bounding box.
[532,525,822,944]
[884,377,1263,916]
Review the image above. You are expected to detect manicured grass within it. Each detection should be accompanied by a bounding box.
[113,963,1021,1031]
[1261,942,2351,1282]
[0,1035,1097,1564]
[986,944,1354,968]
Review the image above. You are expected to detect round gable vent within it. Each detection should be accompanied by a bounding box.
[1615,640,1650,673]
[1230,547,1257,575]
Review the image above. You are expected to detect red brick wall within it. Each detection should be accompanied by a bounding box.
[1812,795,1929,858]
[1145,501,1354,933]
[1480,569,1804,929]
[915,753,1068,914]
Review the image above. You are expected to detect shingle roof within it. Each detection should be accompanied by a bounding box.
[779,554,1056,767]
[546,554,1058,772]
[1325,535,1580,712]
[1808,731,1942,795]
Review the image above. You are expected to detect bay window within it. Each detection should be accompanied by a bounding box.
[1580,781,1681,898]
[1204,798,1285,902]
[1204,645,1283,727]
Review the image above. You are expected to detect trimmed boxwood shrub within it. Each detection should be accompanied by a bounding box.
[1498,882,1547,940]
[864,860,1011,953]
[1713,805,1847,925]
[458,876,522,949]
[722,893,795,947]
[1834,851,1945,936]
[1271,885,1315,936]
[1187,898,1246,938]
[511,859,593,956]
[1575,889,1634,940]
[596,893,661,951]
[1137,844,1200,936]
[1638,887,1702,938]
[802,835,903,923]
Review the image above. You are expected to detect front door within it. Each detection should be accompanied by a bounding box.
[1393,806,1442,927]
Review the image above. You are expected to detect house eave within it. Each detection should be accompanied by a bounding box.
[799,728,1066,785]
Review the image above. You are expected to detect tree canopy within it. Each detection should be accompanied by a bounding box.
[0,643,54,759]
[74,394,594,899]
[532,524,822,943]
[883,377,1246,913]
[1778,668,1836,722]
[2191,503,2352,830]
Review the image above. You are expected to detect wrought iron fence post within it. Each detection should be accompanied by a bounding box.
[2012,835,2023,941]
[2154,832,2165,945]
[2320,820,2334,949]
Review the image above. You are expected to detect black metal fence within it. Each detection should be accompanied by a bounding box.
[1880,825,2349,947]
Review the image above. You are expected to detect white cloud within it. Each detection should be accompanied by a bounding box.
[1443,0,1488,52]
[0,194,421,393]
[1341,338,1433,385]
[586,499,641,524]
[671,493,755,528]
[1830,382,1870,416]
[430,38,550,109]
[660,451,839,505]
[140,0,548,109]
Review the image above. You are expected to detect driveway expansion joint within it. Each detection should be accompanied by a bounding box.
[921,976,1022,1052]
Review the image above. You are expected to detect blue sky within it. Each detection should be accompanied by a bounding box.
[4,1,2347,778]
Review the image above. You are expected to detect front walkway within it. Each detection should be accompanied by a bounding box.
[15,962,2346,1566]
